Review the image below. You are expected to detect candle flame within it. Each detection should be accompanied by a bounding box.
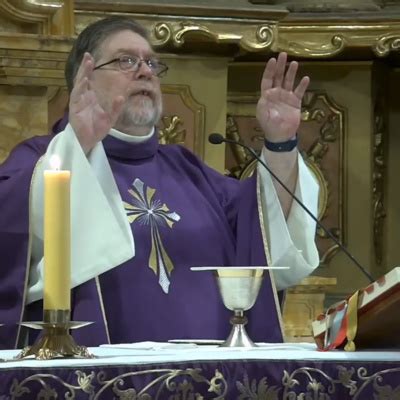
[49,154,61,170]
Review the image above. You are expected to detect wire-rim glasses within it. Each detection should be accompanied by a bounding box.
[93,55,168,77]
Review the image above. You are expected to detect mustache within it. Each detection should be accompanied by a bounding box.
[129,84,156,96]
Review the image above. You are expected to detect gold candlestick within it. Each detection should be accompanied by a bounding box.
[16,310,93,360]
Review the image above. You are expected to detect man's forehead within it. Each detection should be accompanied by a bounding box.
[100,30,154,55]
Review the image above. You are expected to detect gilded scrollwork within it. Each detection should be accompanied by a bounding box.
[374,35,400,57]
[287,34,346,58]
[301,91,345,262]
[159,115,186,145]
[152,21,275,52]
[239,25,274,52]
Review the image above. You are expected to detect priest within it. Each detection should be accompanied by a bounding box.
[0,16,319,348]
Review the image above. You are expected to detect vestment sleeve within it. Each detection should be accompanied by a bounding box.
[258,153,320,290]
[27,124,134,304]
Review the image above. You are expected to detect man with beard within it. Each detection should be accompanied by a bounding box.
[0,17,319,348]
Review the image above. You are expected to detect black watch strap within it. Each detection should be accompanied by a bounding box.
[264,135,298,152]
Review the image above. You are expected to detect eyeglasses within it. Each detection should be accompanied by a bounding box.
[93,55,169,77]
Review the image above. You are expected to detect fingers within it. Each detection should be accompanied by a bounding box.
[273,52,287,88]
[74,52,94,89]
[262,52,309,96]
[294,76,310,100]
[70,53,95,106]
[283,61,298,92]
[70,76,88,104]
[261,57,277,92]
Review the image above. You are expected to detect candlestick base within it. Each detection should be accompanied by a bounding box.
[16,310,94,360]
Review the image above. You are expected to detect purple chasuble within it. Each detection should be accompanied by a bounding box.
[0,119,284,348]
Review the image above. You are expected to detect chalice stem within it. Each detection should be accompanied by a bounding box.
[220,310,257,348]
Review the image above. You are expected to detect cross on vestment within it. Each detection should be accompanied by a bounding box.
[123,178,181,293]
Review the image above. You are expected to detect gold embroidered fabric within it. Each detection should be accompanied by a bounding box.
[6,365,400,399]
[123,178,181,293]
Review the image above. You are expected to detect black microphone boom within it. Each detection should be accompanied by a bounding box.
[208,132,374,283]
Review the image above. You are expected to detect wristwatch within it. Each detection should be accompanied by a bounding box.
[264,135,298,152]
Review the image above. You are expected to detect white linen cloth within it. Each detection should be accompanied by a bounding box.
[1,343,399,368]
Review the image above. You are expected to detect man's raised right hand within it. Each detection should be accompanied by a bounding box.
[69,52,124,155]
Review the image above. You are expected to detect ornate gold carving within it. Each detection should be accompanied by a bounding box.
[8,368,227,398]
[374,35,400,57]
[152,21,275,52]
[287,35,346,58]
[240,25,274,52]
[302,91,345,265]
[277,24,400,58]
[226,115,253,177]
[159,115,186,145]
[73,7,400,58]
[161,84,205,157]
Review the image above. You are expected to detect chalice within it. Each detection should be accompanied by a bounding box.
[191,266,287,348]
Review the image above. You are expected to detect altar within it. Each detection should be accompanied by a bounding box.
[1,342,399,399]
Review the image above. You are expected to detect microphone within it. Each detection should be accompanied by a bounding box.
[208,132,374,283]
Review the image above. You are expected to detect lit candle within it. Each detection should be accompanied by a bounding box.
[43,154,71,311]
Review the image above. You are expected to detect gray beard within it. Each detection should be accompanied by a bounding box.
[118,98,162,128]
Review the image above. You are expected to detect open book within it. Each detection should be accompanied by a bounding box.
[312,267,400,350]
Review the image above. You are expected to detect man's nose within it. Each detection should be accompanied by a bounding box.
[136,60,153,79]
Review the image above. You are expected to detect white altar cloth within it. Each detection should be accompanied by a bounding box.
[0,342,399,368]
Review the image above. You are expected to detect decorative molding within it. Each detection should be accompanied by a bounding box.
[286,34,346,58]
[0,0,63,34]
[75,0,288,19]
[374,34,400,56]
[277,24,400,58]
[302,91,346,266]
[0,41,71,86]
[152,22,275,53]
[70,6,400,59]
